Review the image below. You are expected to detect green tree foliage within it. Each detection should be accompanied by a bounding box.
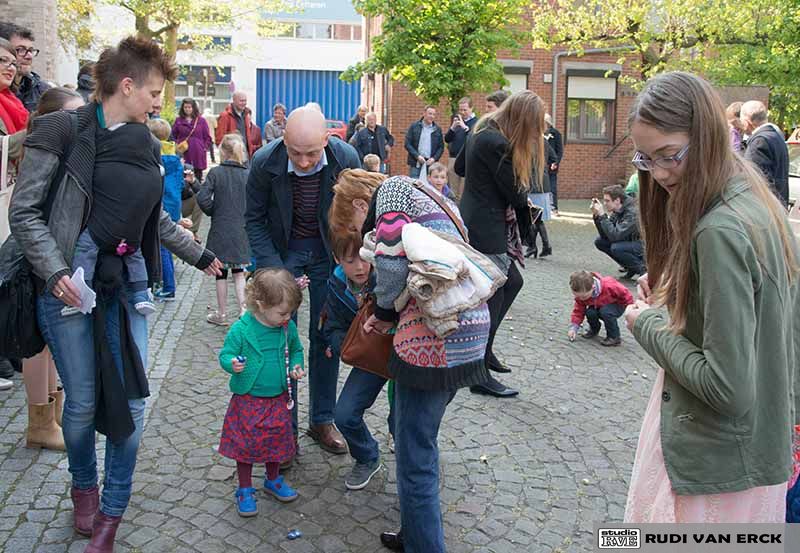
[530,0,800,130]
[343,0,528,112]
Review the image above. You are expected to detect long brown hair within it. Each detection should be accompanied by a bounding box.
[631,71,798,333]
[475,90,545,191]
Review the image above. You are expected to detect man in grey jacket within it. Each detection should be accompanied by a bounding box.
[592,185,645,279]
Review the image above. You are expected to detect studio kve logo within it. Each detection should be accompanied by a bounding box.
[598,528,641,549]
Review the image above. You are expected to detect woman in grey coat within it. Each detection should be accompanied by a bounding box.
[197,133,251,326]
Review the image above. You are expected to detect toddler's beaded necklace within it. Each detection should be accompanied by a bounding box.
[283,322,294,410]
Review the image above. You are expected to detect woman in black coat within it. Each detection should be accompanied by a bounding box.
[459,90,547,397]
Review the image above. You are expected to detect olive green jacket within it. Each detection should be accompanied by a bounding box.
[633,176,800,495]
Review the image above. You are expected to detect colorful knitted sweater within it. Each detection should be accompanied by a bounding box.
[372,176,491,391]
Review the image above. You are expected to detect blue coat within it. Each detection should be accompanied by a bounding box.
[244,136,361,269]
[320,266,376,357]
[161,154,183,222]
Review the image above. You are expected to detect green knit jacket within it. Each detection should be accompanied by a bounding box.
[219,312,304,396]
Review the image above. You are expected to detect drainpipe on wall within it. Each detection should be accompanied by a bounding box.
[551,45,637,128]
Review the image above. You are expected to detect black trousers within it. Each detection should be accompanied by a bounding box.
[486,261,524,359]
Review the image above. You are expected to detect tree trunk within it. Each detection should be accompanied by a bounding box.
[134,14,150,38]
[163,25,180,118]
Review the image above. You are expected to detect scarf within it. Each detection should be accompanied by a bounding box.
[0,88,28,134]
[92,253,150,443]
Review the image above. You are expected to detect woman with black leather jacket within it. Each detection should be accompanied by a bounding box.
[9,36,221,553]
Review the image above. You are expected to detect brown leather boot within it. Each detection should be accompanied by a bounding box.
[84,511,122,553]
[71,486,98,537]
[50,386,64,427]
[26,397,65,451]
[306,423,347,454]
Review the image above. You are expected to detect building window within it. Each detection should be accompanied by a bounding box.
[276,23,296,38]
[314,24,332,39]
[504,73,528,94]
[566,75,616,143]
[567,99,613,142]
[274,21,362,40]
[297,23,315,39]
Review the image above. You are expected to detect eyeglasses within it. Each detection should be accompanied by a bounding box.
[15,46,39,58]
[631,144,690,171]
[0,57,18,71]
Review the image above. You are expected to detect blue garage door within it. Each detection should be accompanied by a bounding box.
[256,69,360,128]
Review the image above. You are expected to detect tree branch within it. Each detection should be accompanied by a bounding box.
[150,22,178,38]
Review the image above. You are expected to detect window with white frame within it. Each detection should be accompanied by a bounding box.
[274,21,362,40]
[566,75,616,143]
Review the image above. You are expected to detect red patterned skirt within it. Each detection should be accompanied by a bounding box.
[218,393,295,464]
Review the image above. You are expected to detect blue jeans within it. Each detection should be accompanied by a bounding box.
[594,237,645,273]
[334,368,395,464]
[37,285,148,518]
[395,383,456,553]
[409,165,422,178]
[160,245,175,294]
[549,172,558,210]
[283,246,339,431]
[585,303,626,339]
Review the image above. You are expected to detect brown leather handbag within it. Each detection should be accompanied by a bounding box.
[340,294,393,379]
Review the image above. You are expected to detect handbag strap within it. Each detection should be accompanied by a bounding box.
[411,179,468,243]
[186,117,199,140]
[1,135,9,191]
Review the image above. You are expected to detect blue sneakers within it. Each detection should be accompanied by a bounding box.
[235,487,258,517]
[263,475,298,503]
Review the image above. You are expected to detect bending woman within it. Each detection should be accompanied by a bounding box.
[10,36,221,552]
[330,171,493,553]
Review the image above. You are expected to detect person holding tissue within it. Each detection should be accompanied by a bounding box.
[8,36,222,552]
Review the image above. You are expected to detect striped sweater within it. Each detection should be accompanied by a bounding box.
[373,176,490,391]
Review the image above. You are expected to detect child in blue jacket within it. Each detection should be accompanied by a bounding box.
[148,119,185,300]
[322,232,395,491]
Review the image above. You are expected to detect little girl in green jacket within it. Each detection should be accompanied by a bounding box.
[218,268,305,517]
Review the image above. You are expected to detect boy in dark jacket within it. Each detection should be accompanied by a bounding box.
[322,232,395,491]
[567,270,634,347]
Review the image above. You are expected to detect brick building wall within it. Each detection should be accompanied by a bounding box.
[366,40,640,198]
[0,0,59,81]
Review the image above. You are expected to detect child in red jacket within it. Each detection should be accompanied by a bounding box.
[567,270,634,346]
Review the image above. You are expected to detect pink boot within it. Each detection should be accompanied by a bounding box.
[71,486,98,536]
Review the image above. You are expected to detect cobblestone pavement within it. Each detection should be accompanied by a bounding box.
[0,207,661,553]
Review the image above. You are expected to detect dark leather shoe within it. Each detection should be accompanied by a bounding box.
[539,246,552,257]
[524,246,538,259]
[486,352,511,374]
[71,485,98,537]
[380,530,404,551]
[470,375,519,398]
[581,329,599,339]
[84,511,122,552]
[306,423,347,454]
[601,337,621,347]
[0,358,14,378]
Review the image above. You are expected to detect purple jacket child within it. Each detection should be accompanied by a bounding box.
[172,115,212,172]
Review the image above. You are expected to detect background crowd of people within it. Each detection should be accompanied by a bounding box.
[1,24,800,553]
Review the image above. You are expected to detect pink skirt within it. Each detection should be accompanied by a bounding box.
[219,393,295,464]
[624,369,787,523]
